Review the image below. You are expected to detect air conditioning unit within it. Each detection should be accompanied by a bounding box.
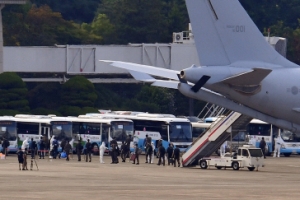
[173,32,184,43]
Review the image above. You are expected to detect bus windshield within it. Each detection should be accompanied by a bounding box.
[0,121,17,141]
[111,121,134,141]
[281,130,300,142]
[232,132,246,142]
[51,121,72,141]
[248,123,271,136]
[169,122,192,143]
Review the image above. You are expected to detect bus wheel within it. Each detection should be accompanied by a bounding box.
[92,143,99,155]
[199,160,207,169]
[283,153,291,157]
[232,162,239,170]
[248,167,255,171]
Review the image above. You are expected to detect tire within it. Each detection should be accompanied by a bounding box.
[92,143,99,155]
[248,167,255,171]
[199,160,208,169]
[232,162,239,170]
[216,166,222,170]
[283,153,291,157]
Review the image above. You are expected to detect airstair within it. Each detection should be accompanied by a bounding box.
[197,103,226,120]
[182,111,252,167]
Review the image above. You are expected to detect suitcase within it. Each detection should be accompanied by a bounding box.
[130,154,136,161]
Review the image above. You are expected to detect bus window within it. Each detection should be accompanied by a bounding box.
[248,124,271,136]
[111,122,133,142]
[0,121,17,141]
[169,122,192,143]
[232,132,246,142]
[281,130,300,142]
[192,127,207,138]
[51,122,72,141]
[17,122,40,135]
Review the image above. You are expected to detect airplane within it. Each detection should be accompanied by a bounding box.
[101,0,300,133]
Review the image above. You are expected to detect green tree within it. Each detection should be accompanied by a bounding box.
[96,0,189,44]
[81,14,115,44]
[59,76,98,116]
[30,0,100,23]
[0,72,29,115]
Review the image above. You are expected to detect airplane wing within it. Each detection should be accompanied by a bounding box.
[100,60,179,80]
[221,68,272,85]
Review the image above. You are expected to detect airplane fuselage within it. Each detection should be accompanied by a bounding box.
[180,63,300,129]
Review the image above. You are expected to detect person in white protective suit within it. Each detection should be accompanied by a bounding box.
[21,137,29,151]
[220,141,227,157]
[147,142,155,164]
[273,135,282,157]
[49,136,55,158]
[99,141,106,164]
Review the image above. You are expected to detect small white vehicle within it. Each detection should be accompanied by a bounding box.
[199,145,264,171]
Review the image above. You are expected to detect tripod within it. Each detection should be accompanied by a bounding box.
[30,158,39,170]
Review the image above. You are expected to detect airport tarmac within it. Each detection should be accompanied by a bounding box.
[0,154,299,200]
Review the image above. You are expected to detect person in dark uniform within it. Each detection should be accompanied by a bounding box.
[145,142,152,163]
[167,143,174,165]
[157,145,166,166]
[76,140,83,162]
[64,140,72,161]
[259,137,267,158]
[39,137,45,159]
[110,137,118,164]
[60,138,66,154]
[133,143,139,165]
[85,139,92,162]
[120,141,127,162]
[147,142,153,164]
[125,135,132,157]
[172,146,181,167]
[16,147,24,170]
[30,138,37,159]
[2,137,9,156]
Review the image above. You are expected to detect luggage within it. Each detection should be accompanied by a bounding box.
[130,154,136,161]
[60,152,67,158]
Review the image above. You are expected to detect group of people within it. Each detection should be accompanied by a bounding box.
[109,134,181,167]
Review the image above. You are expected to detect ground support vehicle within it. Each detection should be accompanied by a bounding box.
[198,145,264,171]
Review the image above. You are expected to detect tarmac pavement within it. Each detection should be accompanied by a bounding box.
[0,154,300,200]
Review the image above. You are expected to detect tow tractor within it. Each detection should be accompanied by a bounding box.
[198,145,264,171]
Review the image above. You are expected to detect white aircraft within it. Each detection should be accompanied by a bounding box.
[101,0,300,133]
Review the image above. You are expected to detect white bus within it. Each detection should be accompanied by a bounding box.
[90,112,193,152]
[191,122,211,141]
[247,119,276,155]
[0,116,18,153]
[274,129,300,157]
[72,115,134,154]
[14,115,73,152]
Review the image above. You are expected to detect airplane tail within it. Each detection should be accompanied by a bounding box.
[186,0,297,67]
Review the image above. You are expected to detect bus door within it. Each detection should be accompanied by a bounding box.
[101,124,109,148]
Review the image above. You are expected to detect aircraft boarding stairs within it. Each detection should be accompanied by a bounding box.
[182,111,252,167]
